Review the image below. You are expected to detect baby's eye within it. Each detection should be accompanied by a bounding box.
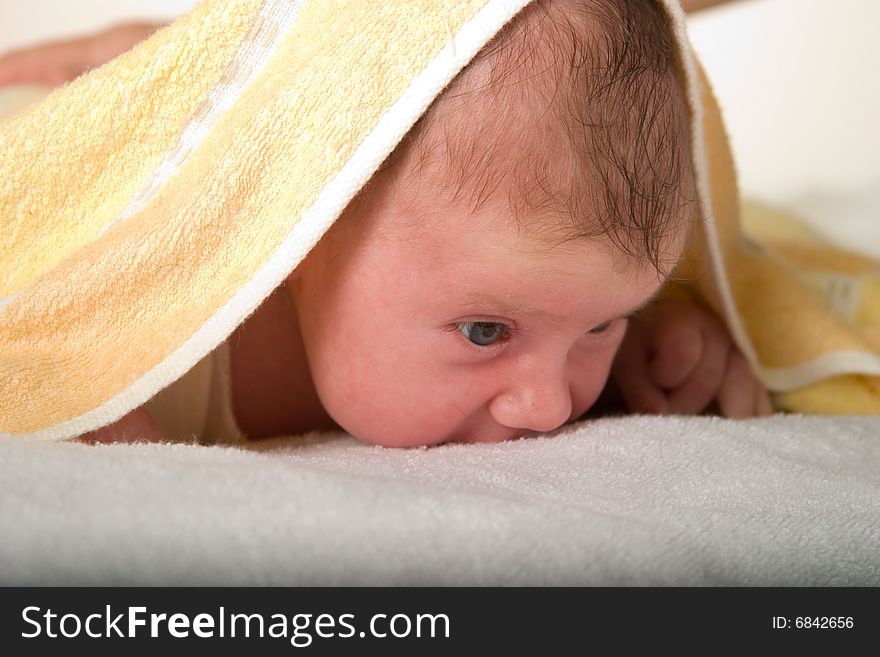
[456,321,509,347]
[589,320,613,335]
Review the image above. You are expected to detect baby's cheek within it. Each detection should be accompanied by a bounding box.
[309,338,387,427]
[308,333,449,447]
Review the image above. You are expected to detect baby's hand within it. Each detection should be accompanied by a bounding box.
[0,22,159,87]
[611,299,774,418]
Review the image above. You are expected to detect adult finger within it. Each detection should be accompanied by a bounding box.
[0,43,85,86]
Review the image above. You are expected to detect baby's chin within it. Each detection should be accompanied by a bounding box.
[344,423,530,448]
[348,429,449,449]
[333,417,462,448]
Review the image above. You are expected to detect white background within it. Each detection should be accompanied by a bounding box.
[1,0,878,207]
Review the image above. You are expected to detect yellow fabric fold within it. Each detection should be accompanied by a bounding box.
[1,0,876,440]
[670,59,880,413]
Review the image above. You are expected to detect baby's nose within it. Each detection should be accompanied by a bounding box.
[488,366,572,434]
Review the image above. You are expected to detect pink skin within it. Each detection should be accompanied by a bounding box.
[284,0,689,448]
[286,164,685,448]
[0,23,160,87]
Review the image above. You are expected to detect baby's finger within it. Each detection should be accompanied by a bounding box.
[665,322,730,414]
[645,308,704,390]
[612,327,670,414]
[717,349,761,419]
[754,378,775,417]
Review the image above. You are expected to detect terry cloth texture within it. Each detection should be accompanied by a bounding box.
[1,414,878,585]
[1,0,878,442]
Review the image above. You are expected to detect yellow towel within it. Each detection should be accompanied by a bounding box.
[1,0,878,441]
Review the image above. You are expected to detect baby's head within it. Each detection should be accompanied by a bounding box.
[289,0,695,447]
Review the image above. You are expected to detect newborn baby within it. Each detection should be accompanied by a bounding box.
[16,0,769,445]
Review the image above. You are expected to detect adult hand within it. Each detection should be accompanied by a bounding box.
[0,22,160,87]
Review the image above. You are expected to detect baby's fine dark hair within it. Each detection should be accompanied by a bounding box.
[387,0,696,276]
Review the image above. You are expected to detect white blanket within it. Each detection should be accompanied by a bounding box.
[2,414,878,585]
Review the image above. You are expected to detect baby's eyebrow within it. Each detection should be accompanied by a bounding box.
[459,292,560,323]
[459,273,672,325]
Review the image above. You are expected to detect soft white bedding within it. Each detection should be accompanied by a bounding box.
[2,414,878,585]
[1,1,878,587]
